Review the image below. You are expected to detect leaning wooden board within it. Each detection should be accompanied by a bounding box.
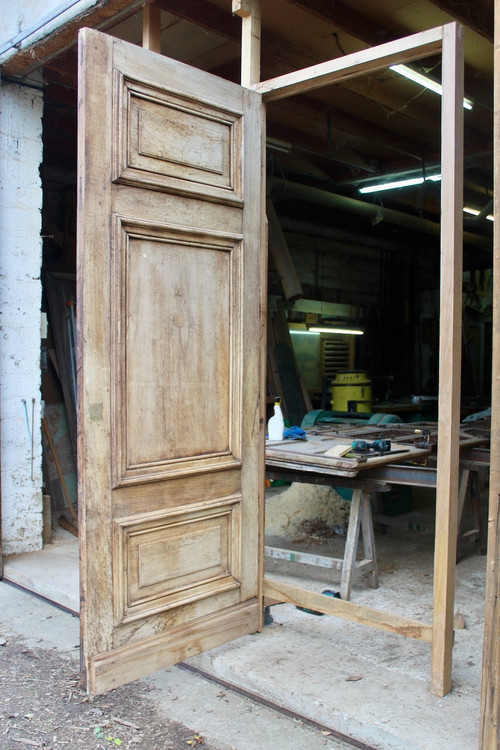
[265,434,432,477]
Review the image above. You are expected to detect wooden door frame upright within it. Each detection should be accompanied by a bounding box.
[479,6,500,747]
[235,1,466,702]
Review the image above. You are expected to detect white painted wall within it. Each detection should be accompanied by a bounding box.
[0,79,44,554]
[0,1,98,66]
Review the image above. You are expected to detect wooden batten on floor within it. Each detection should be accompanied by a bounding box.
[263,577,433,642]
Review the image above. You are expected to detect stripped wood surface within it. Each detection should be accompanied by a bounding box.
[78,28,265,695]
[479,6,500,746]
[430,21,464,699]
[142,3,161,53]
[234,0,261,87]
[252,25,445,101]
[263,577,433,642]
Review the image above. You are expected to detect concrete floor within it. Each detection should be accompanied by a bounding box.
[2,500,487,750]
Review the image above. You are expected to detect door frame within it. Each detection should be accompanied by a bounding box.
[247,20,464,699]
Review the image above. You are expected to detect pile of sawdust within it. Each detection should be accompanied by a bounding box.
[265,482,351,539]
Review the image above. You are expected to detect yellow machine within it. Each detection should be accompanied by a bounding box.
[331,370,372,413]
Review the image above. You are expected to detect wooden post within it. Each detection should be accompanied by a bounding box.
[430,21,464,698]
[479,7,500,746]
[233,0,261,86]
[142,2,161,53]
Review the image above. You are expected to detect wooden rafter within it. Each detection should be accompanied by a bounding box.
[427,0,493,43]
[281,0,399,47]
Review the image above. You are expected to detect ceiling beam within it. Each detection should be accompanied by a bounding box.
[161,0,486,162]
[159,2,491,176]
[155,0,320,74]
[155,0,241,41]
[284,0,493,47]
[282,0,400,47]
[426,0,493,43]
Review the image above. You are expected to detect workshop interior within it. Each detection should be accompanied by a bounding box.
[35,1,493,524]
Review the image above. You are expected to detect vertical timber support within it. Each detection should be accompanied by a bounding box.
[142,2,161,53]
[430,21,464,698]
[233,0,261,87]
[233,0,265,624]
[479,8,500,746]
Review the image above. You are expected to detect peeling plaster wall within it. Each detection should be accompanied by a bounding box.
[0,1,98,66]
[0,79,44,554]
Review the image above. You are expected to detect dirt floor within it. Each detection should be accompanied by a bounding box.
[0,637,216,750]
[0,582,354,750]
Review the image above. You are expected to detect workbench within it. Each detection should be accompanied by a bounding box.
[263,423,489,686]
[265,430,431,600]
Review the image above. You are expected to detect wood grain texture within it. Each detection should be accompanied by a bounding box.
[430,21,464,699]
[78,28,264,693]
[479,9,500,746]
[90,600,261,694]
[263,577,432,642]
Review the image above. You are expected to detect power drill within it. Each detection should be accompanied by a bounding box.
[351,439,391,453]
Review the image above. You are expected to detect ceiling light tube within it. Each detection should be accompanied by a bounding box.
[463,206,494,222]
[390,64,473,110]
[308,326,364,335]
[359,174,441,194]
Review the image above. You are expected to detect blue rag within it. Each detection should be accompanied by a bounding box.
[283,425,307,440]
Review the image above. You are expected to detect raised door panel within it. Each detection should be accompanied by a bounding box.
[110,218,243,486]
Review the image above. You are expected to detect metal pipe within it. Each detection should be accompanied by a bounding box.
[269,177,491,253]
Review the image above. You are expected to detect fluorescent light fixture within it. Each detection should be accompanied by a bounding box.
[463,206,494,222]
[359,174,441,194]
[390,64,473,110]
[308,326,364,335]
[289,329,322,336]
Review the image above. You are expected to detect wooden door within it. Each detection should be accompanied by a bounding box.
[77,28,266,694]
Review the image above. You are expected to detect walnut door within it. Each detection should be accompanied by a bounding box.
[77,28,265,694]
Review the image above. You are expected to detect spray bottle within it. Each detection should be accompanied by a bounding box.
[267,396,285,441]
